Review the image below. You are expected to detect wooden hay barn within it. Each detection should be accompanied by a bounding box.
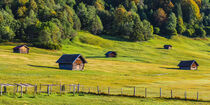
[56,54,87,70]
[13,45,29,54]
[105,51,117,57]
[164,45,172,49]
[178,60,199,70]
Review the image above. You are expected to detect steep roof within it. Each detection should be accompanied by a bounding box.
[56,54,87,64]
[13,45,29,49]
[178,60,199,67]
[105,51,117,55]
[164,45,172,47]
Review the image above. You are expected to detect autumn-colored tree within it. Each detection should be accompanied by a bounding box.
[153,8,167,26]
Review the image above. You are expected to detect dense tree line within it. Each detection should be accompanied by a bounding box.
[0,0,209,49]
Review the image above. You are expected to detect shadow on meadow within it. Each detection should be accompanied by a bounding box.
[86,56,106,58]
[160,67,180,70]
[28,64,59,69]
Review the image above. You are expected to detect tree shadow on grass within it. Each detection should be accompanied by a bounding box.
[156,48,165,49]
[160,67,180,70]
[28,64,59,69]
[86,56,106,58]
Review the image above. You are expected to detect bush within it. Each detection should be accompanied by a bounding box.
[33,43,62,50]
[183,29,194,37]
[204,26,210,36]
[154,27,160,34]
[195,27,206,38]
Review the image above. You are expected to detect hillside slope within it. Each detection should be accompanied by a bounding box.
[0,32,209,100]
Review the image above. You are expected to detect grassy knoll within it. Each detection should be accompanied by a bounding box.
[0,32,209,104]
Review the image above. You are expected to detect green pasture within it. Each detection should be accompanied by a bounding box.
[0,32,209,104]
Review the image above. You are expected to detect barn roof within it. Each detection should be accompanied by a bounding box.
[13,45,29,49]
[56,54,87,64]
[178,60,199,67]
[105,51,117,55]
[164,45,172,47]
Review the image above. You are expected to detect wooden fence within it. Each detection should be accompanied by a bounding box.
[0,83,209,101]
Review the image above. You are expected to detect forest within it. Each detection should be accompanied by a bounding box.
[0,0,209,49]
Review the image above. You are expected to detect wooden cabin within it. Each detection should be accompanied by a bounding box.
[178,60,199,70]
[13,45,29,54]
[56,54,87,70]
[105,51,117,57]
[164,45,172,49]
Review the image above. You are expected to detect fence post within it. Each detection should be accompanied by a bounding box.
[13,86,16,96]
[69,85,71,93]
[185,91,187,100]
[160,88,162,98]
[3,86,6,94]
[16,86,19,93]
[50,85,52,94]
[34,85,37,97]
[121,88,123,96]
[145,88,147,98]
[20,86,23,97]
[77,84,80,93]
[89,88,90,93]
[0,85,2,96]
[39,84,42,94]
[108,87,110,95]
[62,85,65,94]
[134,87,136,96]
[47,85,50,96]
[60,84,62,95]
[25,87,27,94]
[197,91,199,101]
[73,85,76,96]
[171,89,173,98]
[97,86,99,94]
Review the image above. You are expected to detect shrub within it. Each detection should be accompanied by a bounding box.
[154,27,160,34]
[183,29,194,37]
[33,43,62,50]
[204,26,210,36]
[195,27,206,38]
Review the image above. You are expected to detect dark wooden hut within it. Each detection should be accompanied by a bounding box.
[13,45,29,54]
[178,60,199,70]
[56,54,87,70]
[164,45,172,49]
[105,51,117,57]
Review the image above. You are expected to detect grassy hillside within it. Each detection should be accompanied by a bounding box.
[0,32,209,104]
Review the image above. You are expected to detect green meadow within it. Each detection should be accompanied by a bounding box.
[0,32,209,104]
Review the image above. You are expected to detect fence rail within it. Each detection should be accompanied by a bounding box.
[0,83,209,101]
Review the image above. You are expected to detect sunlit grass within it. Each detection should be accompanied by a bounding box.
[0,32,209,104]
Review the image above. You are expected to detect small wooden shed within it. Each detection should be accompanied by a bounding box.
[178,60,199,70]
[164,45,172,49]
[56,54,87,70]
[13,45,29,54]
[105,51,117,57]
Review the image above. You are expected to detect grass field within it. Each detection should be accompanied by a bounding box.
[0,94,210,105]
[0,32,209,104]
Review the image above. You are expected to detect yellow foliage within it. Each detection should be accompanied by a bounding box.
[51,10,57,15]
[169,1,174,8]
[30,0,37,10]
[183,0,201,20]
[115,6,128,23]
[94,2,104,10]
[17,6,27,17]
[178,17,184,25]
[129,0,140,4]
[18,0,29,5]
[154,8,167,25]
[0,13,3,22]
[194,0,202,6]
